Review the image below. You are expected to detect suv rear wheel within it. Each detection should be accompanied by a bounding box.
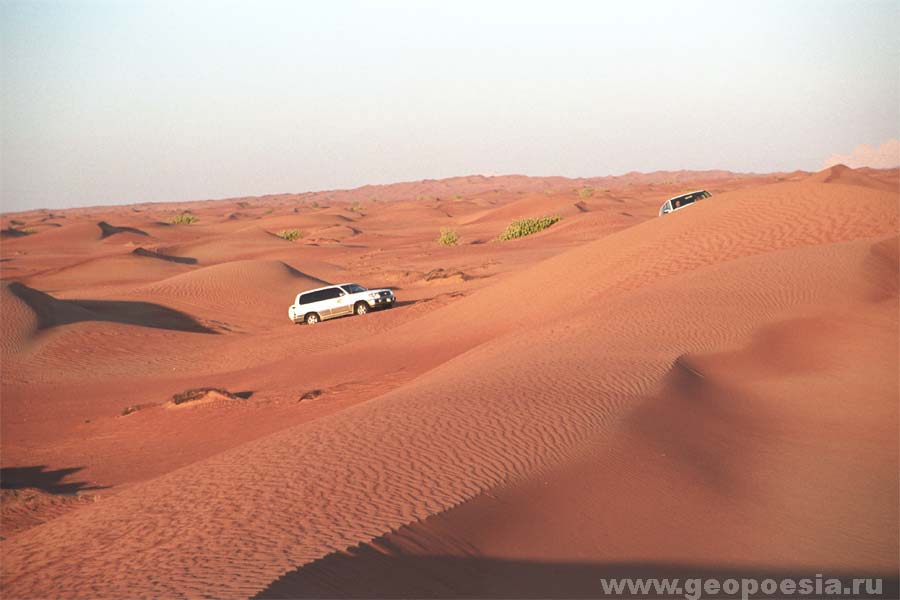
[305,312,320,325]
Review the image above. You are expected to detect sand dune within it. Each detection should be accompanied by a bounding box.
[808,163,897,191]
[254,211,357,232]
[361,201,453,226]
[5,281,216,335]
[306,224,362,241]
[1,169,897,598]
[459,192,587,225]
[0,283,38,357]
[156,225,298,264]
[127,259,328,328]
[1,488,97,541]
[2,222,108,251]
[261,236,900,598]
[22,251,195,291]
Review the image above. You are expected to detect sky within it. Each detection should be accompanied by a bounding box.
[1,0,897,212]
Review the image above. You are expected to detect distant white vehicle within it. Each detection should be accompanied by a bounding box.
[289,283,395,324]
[659,190,711,216]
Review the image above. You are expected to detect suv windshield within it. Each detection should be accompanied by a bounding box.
[341,284,367,294]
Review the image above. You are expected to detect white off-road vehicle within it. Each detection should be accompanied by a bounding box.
[289,283,395,324]
[659,190,711,216]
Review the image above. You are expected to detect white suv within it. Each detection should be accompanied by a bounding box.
[659,190,711,216]
[289,283,396,324]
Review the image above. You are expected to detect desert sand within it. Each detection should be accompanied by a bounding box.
[1,166,897,598]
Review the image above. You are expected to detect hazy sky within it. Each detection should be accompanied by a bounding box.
[2,0,897,211]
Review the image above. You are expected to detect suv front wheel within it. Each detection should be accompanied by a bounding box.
[354,302,369,315]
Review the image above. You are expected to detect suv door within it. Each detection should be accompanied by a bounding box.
[298,290,324,318]
[317,287,345,318]
[332,286,355,316]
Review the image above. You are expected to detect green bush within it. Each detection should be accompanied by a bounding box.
[577,187,594,198]
[499,216,560,241]
[170,213,198,225]
[438,227,459,246]
[276,229,303,241]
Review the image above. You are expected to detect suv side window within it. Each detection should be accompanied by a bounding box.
[298,287,342,306]
[301,290,325,304]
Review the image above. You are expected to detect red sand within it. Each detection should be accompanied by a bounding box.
[1,168,897,598]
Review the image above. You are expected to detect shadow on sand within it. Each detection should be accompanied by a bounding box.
[254,551,899,599]
[0,466,107,494]
[131,247,198,264]
[8,282,218,334]
[97,221,149,238]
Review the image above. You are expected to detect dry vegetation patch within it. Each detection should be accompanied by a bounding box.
[498,216,561,241]
[170,388,245,406]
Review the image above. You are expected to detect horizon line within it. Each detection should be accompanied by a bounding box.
[1,165,845,216]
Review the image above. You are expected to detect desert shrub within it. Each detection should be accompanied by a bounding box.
[311,201,319,208]
[425,268,470,281]
[121,405,145,416]
[499,216,561,241]
[438,227,459,246]
[6,227,35,236]
[170,213,198,225]
[276,229,303,241]
[237,201,251,208]
[577,187,594,198]
[171,387,240,405]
